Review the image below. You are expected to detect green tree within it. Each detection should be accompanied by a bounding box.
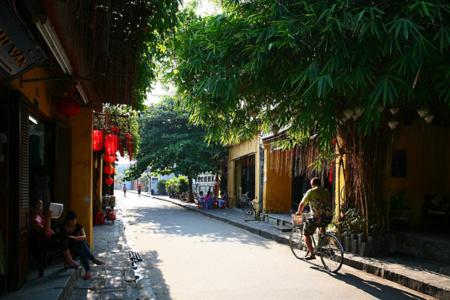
[127,98,226,198]
[166,0,450,232]
[168,0,449,145]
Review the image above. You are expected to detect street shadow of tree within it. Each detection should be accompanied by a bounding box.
[135,249,172,300]
[309,265,427,300]
[123,203,270,248]
[70,212,173,300]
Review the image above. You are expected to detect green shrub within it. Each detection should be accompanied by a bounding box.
[157,179,167,195]
[177,176,189,194]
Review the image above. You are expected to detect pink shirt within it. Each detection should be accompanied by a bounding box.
[33,213,54,237]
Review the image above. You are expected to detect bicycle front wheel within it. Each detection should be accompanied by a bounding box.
[318,233,344,273]
[289,226,305,259]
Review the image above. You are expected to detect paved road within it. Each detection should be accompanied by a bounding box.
[119,192,433,300]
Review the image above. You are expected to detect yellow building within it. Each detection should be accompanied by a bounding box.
[0,2,139,291]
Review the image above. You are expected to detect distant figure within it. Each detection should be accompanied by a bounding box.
[123,184,127,197]
[213,175,220,199]
[204,191,212,209]
[137,183,142,196]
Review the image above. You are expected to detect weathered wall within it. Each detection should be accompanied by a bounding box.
[70,108,93,245]
[263,146,292,213]
[10,68,54,117]
[390,120,450,225]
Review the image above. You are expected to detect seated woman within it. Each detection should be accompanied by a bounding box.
[30,200,79,274]
[204,191,212,209]
[59,211,104,280]
[218,191,228,209]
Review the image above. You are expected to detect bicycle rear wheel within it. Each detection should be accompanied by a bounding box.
[318,233,344,273]
[289,226,305,259]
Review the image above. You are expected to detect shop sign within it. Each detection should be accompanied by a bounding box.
[0,2,45,78]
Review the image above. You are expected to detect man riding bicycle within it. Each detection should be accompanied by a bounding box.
[295,177,332,260]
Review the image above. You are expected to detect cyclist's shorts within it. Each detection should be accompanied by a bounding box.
[303,216,331,236]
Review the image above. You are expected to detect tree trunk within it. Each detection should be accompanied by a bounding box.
[188,176,194,202]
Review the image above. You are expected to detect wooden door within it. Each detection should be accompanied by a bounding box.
[0,90,11,294]
[8,93,29,290]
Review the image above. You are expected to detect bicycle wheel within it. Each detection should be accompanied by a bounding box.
[241,202,255,216]
[289,226,306,259]
[318,233,344,273]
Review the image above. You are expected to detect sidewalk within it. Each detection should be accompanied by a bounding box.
[0,265,80,300]
[70,207,156,300]
[137,192,450,300]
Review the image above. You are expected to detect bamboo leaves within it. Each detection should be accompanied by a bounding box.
[166,0,450,146]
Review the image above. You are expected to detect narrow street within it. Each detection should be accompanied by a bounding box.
[116,192,431,300]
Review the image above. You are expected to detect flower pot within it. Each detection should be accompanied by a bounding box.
[351,239,358,254]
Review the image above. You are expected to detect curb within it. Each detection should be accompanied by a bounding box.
[136,192,449,300]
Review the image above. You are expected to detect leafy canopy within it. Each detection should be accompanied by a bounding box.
[134,0,181,109]
[126,97,226,180]
[167,0,450,145]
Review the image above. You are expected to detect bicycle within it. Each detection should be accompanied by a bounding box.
[289,213,344,273]
[239,192,256,217]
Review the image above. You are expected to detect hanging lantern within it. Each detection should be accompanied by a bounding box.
[55,97,81,118]
[104,164,115,175]
[105,133,118,155]
[125,133,133,161]
[105,177,114,186]
[388,119,399,130]
[92,130,103,151]
[103,153,116,163]
[417,107,430,119]
[110,126,120,134]
[118,139,125,157]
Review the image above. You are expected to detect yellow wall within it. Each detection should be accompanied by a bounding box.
[227,136,261,210]
[10,68,54,117]
[70,108,94,245]
[263,145,292,213]
[390,120,450,225]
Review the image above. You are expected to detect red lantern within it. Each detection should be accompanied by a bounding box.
[55,97,81,117]
[104,164,115,175]
[118,139,125,157]
[124,132,133,161]
[105,134,118,155]
[92,130,103,151]
[103,153,116,163]
[110,126,120,134]
[105,177,114,186]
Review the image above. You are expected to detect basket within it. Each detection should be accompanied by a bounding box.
[292,214,303,226]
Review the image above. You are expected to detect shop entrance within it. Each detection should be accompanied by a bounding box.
[235,155,256,203]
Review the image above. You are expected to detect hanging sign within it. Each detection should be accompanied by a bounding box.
[0,2,45,79]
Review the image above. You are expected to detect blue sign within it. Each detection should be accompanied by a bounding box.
[0,1,45,78]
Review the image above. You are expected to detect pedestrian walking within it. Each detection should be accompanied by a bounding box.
[137,183,142,197]
[123,183,127,197]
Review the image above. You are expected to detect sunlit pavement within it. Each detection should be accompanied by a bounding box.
[117,192,433,300]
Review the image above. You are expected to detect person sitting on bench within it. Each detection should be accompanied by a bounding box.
[30,199,79,275]
[59,211,104,280]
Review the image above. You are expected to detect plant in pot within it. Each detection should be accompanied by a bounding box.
[334,209,366,254]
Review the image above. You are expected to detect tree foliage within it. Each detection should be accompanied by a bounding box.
[168,0,450,146]
[126,98,226,180]
[134,0,181,109]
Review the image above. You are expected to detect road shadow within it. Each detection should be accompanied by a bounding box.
[309,265,428,300]
[123,201,270,248]
[70,210,172,300]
